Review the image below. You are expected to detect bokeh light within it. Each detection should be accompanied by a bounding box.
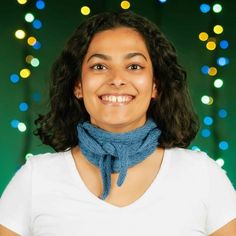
[191,146,201,151]
[206,41,216,51]
[27,36,37,46]
[214,79,223,88]
[201,65,209,74]
[201,95,214,105]
[217,57,229,66]
[213,4,222,13]
[18,122,27,132]
[31,58,40,67]
[20,68,31,78]
[208,67,217,76]
[213,25,223,34]
[17,0,27,4]
[201,129,211,138]
[11,119,20,128]
[25,13,34,22]
[220,40,229,49]
[36,0,45,10]
[81,6,90,15]
[218,109,228,118]
[199,32,208,41]
[10,74,20,83]
[216,158,224,167]
[200,4,210,13]
[33,41,41,50]
[219,141,229,150]
[32,19,42,29]
[203,116,213,126]
[26,55,34,64]
[25,153,34,160]
[121,1,131,9]
[19,102,29,112]
[15,30,26,39]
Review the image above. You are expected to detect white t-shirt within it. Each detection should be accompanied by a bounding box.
[0,148,236,236]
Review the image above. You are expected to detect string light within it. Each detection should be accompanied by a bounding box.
[18,122,27,132]
[121,1,131,9]
[213,25,223,34]
[15,29,26,39]
[17,0,28,4]
[214,79,223,88]
[213,4,222,13]
[25,13,35,22]
[20,68,31,78]
[81,6,90,15]
[199,32,208,41]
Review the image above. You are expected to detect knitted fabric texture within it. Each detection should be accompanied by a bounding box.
[77,119,161,200]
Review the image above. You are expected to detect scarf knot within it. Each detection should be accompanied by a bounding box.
[77,119,161,200]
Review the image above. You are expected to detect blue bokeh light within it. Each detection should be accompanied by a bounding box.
[217,57,229,66]
[36,0,45,10]
[218,109,228,118]
[191,146,201,151]
[10,74,20,83]
[11,119,20,128]
[201,129,211,138]
[220,40,229,49]
[201,65,209,74]
[32,19,42,29]
[200,4,210,13]
[19,102,29,111]
[33,41,41,50]
[203,116,213,126]
[219,141,229,150]
[32,92,41,102]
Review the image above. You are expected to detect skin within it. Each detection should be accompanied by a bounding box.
[74,27,157,133]
[1,27,235,236]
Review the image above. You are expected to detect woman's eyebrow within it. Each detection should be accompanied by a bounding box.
[87,52,147,63]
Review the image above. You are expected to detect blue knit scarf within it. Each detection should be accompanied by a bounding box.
[77,119,161,200]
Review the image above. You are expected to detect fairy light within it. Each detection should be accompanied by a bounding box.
[199,32,208,41]
[208,67,217,76]
[121,1,131,9]
[214,79,223,88]
[213,4,222,13]
[213,25,223,34]
[17,0,28,4]
[27,36,37,46]
[15,29,26,39]
[206,41,216,51]
[20,68,31,78]
[81,6,90,15]
[25,13,35,22]
[18,122,27,132]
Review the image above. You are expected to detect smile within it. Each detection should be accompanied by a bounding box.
[99,95,135,105]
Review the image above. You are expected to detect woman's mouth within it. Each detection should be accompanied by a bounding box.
[99,94,135,105]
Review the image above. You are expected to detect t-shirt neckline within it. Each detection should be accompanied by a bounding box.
[64,148,171,211]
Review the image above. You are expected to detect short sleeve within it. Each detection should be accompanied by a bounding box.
[203,154,236,235]
[0,159,32,235]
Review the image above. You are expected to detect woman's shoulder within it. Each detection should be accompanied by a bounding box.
[165,147,222,174]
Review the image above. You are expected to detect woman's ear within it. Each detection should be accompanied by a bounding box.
[151,81,158,99]
[74,82,83,99]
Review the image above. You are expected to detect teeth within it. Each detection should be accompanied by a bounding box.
[101,95,133,103]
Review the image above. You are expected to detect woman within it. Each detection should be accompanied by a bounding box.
[0,11,236,236]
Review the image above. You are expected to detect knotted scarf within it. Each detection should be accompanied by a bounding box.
[77,119,161,200]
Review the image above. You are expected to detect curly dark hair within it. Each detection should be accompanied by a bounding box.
[34,11,199,151]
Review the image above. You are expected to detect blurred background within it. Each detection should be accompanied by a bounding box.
[0,0,235,194]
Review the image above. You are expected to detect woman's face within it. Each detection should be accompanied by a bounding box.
[75,27,156,132]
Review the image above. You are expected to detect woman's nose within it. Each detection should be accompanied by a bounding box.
[108,71,126,87]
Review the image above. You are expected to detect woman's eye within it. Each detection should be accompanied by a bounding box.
[91,64,106,70]
[128,64,143,70]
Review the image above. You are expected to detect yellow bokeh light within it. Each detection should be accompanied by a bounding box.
[27,36,37,46]
[208,67,217,76]
[208,97,214,105]
[15,29,26,39]
[199,32,208,41]
[25,55,34,63]
[20,68,31,78]
[213,25,223,34]
[206,41,216,50]
[17,0,27,4]
[81,6,90,15]
[121,1,131,9]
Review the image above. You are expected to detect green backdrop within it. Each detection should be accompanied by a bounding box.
[0,0,235,194]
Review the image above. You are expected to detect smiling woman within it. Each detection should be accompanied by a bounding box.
[0,11,236,236]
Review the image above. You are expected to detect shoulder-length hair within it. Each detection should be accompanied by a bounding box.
[34,11,199,151]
